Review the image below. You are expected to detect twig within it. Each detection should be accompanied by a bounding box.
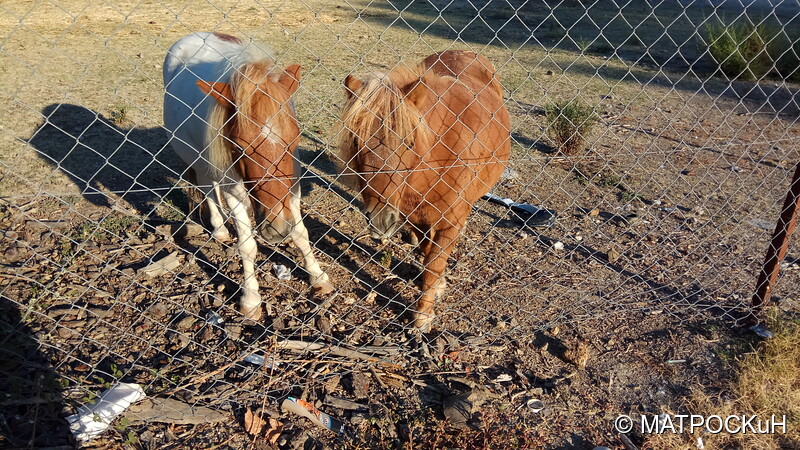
[277,339,394,365]
[369,366,388,390]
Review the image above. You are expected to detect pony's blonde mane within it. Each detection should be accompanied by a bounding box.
[206,53,295,179]
[335,65,434,188]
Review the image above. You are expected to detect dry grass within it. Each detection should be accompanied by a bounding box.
[645,311,800,450]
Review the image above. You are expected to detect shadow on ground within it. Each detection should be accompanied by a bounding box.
[28,104,185,216]
[0,295,72,447]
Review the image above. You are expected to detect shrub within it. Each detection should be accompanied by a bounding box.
[705,21,774,81]
[544,99,597,155]
[775,37,800,82]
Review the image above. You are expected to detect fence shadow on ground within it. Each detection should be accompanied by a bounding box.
[27,104,182,216]
[350,0,800,120]
[0,295,72,447]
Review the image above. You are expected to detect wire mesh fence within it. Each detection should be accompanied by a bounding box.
[1,0,799,448]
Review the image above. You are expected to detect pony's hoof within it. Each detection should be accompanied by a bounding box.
[312,280,335,296]
[212,230,232,243]
[239,304,262,321]
[413,311,435,332]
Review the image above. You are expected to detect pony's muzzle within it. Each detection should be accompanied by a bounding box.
[367,208,403,240]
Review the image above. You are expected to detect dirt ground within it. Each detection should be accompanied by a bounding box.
[1,0,799,449]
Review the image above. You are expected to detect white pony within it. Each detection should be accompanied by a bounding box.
[163,32,333,320]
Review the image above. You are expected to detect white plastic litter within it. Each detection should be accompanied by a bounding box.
[66,382,145,442]
[242,353,279,368]
[493,374,513,383]
[273,264,291,280]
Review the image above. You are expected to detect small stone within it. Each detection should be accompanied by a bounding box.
[58,327,79,339]
[177,315,197,331]
[588,208,600,217]
[607,248,620,264]
[316,316,332,335]
[553,241,564,251]
[225,323,243,340]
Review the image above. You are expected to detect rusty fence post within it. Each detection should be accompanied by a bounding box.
[749,161,800,323]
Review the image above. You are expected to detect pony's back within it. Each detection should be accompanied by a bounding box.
[422,50,503,98]
[163,32,273,170]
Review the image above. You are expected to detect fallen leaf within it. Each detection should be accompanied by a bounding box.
[265,418,283,444]
[244,407,266,436]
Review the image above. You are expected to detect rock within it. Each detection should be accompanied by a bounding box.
[500,168,519,181]
[607,248,620,264]
[443,393,472,428]
[225,323,243,340]
[316,316,332,335]
[146,302,169,319]
[177,315,197,331]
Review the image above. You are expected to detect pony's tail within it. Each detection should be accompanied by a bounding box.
[205,97,235,178]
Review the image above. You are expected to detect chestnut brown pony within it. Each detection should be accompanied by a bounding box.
[336,50,510,330]
[163,32,333,320]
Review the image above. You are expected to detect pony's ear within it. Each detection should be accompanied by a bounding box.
[197,80,234,108]
[403,81,431,111]
[278,64,301,95]
[344,74,363,98]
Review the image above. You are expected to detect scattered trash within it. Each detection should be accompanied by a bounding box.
[66,382,146,442]
[493,374,513,383]
[666,359,687,364]
[593,447,612,450]
[281,397,345,434]
[526,398,544,413]
[749,324,775,339]
[553,241,565,251]
[696,436,705,449]
[482,193,557,228]
[124,397,226,425]
[205,310,224,326]
[661,207,679,214]
[242,352,278,368]
[139,251,182,278]
[273,264,291,280]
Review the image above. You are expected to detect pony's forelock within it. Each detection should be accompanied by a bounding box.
[335,67,433,189]
[206,57,296,179]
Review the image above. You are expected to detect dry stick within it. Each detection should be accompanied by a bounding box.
[277,340,396,366]
[749,161,800,323]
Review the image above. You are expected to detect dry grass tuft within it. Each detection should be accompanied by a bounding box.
[645,312,800,450]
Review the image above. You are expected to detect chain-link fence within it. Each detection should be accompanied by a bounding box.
[1,0,799,448]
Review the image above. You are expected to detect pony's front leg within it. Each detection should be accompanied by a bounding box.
[288,189,334,295]
[224,184,262,320]
[415,226,459,331]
